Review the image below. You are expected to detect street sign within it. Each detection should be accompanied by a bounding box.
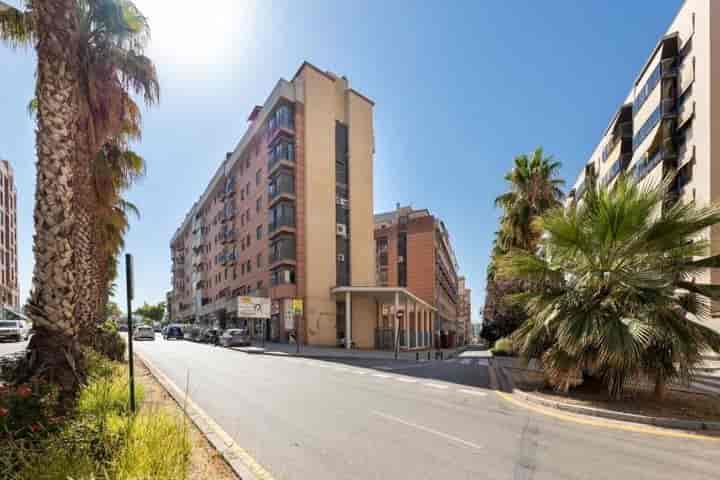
[292,298,304,315]
[284,299,294,329]
[237,296,271,319]
[396,310,404,320]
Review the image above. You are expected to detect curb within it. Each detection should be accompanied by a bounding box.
[134,351,274,480]
[230,346,436,363]
[514,390,720,432]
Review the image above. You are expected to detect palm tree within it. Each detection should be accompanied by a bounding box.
[494,147,565,251]
[72,0,158,333]
[482,148,565,343]
[2,0,86,400]
[498,174,720,399]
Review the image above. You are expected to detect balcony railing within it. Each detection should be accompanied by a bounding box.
[268,176,295,202]
[268,215,295,234]
[601,153,631,186]
[661,58,678,78]
[661,98,676,118]
[268,143,295,172]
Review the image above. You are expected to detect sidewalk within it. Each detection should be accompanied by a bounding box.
[233,341,460,361]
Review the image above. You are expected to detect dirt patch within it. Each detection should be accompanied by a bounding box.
[528,385,720,422]
[134,358,238,480]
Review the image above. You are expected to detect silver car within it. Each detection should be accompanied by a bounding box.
[133,325,155,341]
[0,320,30,342]
[219,328,251,347]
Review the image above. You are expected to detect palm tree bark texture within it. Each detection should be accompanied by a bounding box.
[26,0,84,402]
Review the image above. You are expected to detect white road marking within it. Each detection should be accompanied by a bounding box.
[458,389,488,397]
[394,377,418,383]
[475,358,489,366]
[460,359,472,365]
[371,411,483,451]
[372,373,391,379]
[423,383,449,390]
[351,370,369,375]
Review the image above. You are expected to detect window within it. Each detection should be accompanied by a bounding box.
[247,233,251,247]
[247,209,251,222]
[245,156,250,169]
[241,263,245,275]
[271,267,295,286]
[257,253,262,268]
[247,260,252,273]
[246,182,251,196]
[256,169,262,185]
[256,196,262,212]
[256,225,262,240]
[257,280,264,291]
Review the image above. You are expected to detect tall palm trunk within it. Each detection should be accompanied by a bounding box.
[25,0,84,404]
[75,125,99,345]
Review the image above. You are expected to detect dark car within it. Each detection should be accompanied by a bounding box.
[200,328,220,344]
[163,325,184,340]
[219,328,251,347]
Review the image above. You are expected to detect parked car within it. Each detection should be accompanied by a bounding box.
[118,324,129,332]
[187,325,203,342]
[219,329,251,347]
[133,325,155,341]
[0,320,30,342]
[200,328,220,344]
[153,322,162,333]
[163,325,184,340]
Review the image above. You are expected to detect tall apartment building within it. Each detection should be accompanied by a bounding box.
[170,62,393,346]
[458,277,471,345]
[568,1,720,332]
[0,160,18,309]
[373,205,465,347]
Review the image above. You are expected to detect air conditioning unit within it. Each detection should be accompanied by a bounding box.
[336,197,349,208]
[336,223,348,237]
[398,256,405,263]
[337,254,345,262]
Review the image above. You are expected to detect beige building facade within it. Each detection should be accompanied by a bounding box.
[170,62,438,349]
[568,0,720,332]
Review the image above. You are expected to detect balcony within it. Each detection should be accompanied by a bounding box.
[269,237,296,267]
[268,215,295,237]
[661,98,676,118]
[601,153,631,186]
[633,148,676,183]
[661,58,678,78]
[268,173,296,206]
[266,105,295,145]
[268,142,295,174]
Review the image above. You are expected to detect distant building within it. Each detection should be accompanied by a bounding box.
[373,205,467,348]
[0,159,18,309]
[457,277,471,346]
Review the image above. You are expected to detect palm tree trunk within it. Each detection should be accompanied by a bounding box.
[654,375,668,401]
[25,0,84,405]
[74,125,99,346]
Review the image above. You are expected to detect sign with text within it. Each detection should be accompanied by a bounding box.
[292,298,304,315]
[237,296,271,319]
[283,299,294,329]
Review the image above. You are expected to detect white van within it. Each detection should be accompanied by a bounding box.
[0,320,30,342]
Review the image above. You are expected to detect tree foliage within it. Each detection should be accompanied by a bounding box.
[498,174,720,399]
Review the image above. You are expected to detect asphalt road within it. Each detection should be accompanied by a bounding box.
[132,336,719,480]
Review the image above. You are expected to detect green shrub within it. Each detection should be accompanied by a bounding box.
[89,321,126,362]
[2,351,186,480]
[491,337,515,357]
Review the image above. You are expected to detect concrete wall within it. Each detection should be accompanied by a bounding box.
[348,92,375,287]
[351,295,376,348]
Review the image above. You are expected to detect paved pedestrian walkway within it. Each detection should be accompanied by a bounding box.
[233,342,460,361]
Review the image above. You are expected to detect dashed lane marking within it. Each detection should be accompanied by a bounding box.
[371,411,484,450]
[458,389,488,397]
[394,377,419,383]
[424,383,449,390]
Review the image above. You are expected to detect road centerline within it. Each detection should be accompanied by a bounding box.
[371,411,484,450]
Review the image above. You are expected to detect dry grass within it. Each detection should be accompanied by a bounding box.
[134,358,238,480]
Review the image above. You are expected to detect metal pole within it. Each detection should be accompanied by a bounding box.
[262,317,266,348]
[125,254,136,413]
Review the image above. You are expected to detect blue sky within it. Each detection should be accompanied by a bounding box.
[0,0,682,320]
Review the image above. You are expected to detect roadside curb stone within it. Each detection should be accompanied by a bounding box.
[514,390,720,432]
[134,350,263,480]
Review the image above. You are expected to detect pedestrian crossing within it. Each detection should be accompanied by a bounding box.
[290,357,491,399]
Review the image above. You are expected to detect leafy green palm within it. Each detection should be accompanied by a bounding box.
[498,174,720,399]
[495,147,564,251]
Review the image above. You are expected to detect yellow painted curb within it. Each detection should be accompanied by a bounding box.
[495,391,720,442]
[135,351,276,479]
